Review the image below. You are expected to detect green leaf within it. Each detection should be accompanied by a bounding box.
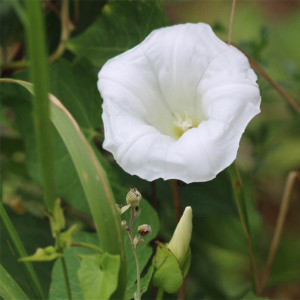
[0,78,126,297]
[182,247,191,277]
[49,232,99,300]
[77,253,120,300]
[0,201,45,299]
[152,243,184,294]
[1,59,102,216]
[59,225,80,248]
[0,264,30,300]
[49,59,102,132]
[48,198,66,238]
[66,0,169,66]
[19,246,62,262]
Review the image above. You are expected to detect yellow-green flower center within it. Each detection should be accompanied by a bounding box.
[173,111,198,139]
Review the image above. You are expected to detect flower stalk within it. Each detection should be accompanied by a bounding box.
[119,188,151,300]
[228,163,259,294]
[60,254,72,300]
[170,180,182,222]
[125,206,142,300]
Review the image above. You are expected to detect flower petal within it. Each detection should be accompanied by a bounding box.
[98,23,261,183]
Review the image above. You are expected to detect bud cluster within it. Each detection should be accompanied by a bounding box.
[117,188,152,249]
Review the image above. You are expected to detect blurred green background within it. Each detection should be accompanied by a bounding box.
[1,0,299,299]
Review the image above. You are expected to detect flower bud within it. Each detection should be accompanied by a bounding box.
[168,206,193,266]
[138,224,152,237]
[121,220,128,230]
[126,188,142,208]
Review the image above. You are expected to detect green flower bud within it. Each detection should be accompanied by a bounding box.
[138,224,152,237]
[126,188,142,208]
[168,206,193,266]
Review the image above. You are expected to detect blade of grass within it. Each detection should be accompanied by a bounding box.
[49,90,126,299]
[0,264,30,300]
[25,0,56,212]
[0,78,127,299]
[259,171,300,294]
[0,201,45,299]
[10,0,28,27]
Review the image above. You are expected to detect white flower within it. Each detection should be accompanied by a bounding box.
[97,23,261,183]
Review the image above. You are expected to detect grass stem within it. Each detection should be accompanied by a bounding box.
[259,171,299,294]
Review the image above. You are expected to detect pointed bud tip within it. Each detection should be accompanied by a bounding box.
[168,206,193,266]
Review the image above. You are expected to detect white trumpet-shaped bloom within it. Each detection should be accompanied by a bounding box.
[97,23,261,183]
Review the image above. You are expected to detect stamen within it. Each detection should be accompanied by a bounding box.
[174,111,193,134]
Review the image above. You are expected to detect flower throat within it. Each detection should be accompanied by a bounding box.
[173,111,199,139]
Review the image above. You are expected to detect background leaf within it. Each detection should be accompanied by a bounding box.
[49,232,99,300]
[66,0,169,66]
[77,253,120,300]
[0,264,30,300]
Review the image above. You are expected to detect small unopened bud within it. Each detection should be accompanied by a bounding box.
[121,220,128,230]
[133,236,139,248]
[126,188,142,208]
[168,206,192,266]
[138,224,152,237]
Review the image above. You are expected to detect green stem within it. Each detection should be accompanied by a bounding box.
[25,0,56,212]
[156,288,164,300]
[228,163,259,294]
[60,255,72,300]
[71,242,103,254]
[133,247,141,300]
[127,207,141,300]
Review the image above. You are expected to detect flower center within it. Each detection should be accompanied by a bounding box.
[173,111,197,139]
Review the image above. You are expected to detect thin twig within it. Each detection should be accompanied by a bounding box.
[228,0,237,45]
[43,0,60,17]
[49,0,74,63]
[259,171,299,294]
[71,242,103,254]
[233,43,300,114]
[178,278,186,300]
[1,0,74,71]
[73,0,79,25]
